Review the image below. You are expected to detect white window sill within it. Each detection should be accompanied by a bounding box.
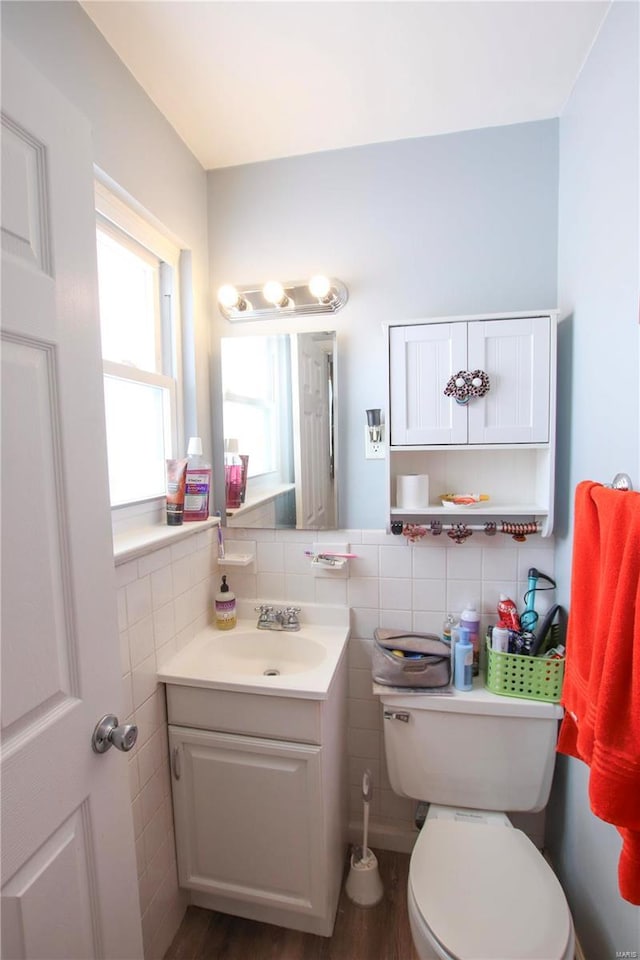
[113,516,219,566]
[225,483,295,520]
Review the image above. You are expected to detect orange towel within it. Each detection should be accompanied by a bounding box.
[557,480,640,904]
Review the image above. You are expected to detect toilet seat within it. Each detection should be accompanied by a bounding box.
[409,819,573,960]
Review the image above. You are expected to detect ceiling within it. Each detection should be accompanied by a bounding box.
[81,1,609,171]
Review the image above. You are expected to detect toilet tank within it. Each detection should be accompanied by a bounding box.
[379,686,564,812]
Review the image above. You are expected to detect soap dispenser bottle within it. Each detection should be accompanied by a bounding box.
[215,575,236,630]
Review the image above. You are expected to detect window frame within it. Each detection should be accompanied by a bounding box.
[95,179,184,511]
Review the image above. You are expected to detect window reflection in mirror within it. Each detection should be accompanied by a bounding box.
[220,332,337,530]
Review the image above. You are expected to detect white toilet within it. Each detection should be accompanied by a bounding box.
[379,685,575,960]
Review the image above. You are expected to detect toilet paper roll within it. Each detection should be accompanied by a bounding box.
[396,474,429,509]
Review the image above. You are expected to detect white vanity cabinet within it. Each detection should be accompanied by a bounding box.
[168,728,325,922]
[165,659,347,937]
[388,311,557,535]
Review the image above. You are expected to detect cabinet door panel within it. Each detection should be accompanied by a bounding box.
[390,324,467,445]
[467,316,550,443]
[169,727,324,915]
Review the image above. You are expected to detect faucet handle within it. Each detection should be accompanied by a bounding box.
[255,604,274,613]
[282,606,301,624]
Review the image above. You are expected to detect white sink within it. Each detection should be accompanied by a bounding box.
[157,610,350,699]
[195,630,326,676]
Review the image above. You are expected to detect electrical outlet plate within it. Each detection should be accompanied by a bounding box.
[365,425,386,459]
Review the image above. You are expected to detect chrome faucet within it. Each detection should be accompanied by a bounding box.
[255,605,301,631]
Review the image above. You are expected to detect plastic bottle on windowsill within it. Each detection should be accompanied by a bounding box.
[224,439,243,509]
[184,437,212,521]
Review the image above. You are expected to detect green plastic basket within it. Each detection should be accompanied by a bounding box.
[484,636,564,703]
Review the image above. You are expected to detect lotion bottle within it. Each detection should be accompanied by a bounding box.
[454,628,473,692]
[215,575,236,630]
[491,621,510,653]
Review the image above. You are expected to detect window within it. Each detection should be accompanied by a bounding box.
[95,182,181,506]
[221,335,293,491]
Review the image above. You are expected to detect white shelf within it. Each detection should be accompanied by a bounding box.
[390,504,548,517]
[218,553,255,566]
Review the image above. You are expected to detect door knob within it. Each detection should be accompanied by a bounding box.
[91,714,138,754]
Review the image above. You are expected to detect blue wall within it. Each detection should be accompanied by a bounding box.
[549,2,640,956]
[208,120,559,528]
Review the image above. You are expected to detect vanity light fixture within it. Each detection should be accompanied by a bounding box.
[262,280,293,309]
[217,284,252,313]
[217,275,348,322]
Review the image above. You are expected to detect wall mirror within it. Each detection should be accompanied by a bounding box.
[220,331,337,530]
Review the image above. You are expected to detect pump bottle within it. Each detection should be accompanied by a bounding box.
[215,575,236,630]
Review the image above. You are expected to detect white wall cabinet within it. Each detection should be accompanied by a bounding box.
[390,315,550,446]
[165,666,347,937]
[387,311,557,536]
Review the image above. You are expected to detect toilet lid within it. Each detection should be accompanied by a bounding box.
[410,820,572,960]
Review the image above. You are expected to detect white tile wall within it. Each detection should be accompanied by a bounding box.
[115,526,218,960]
[226,526,556,850]
[117,524,555,955]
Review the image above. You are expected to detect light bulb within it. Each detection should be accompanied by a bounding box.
[263,280,288,307]
[308,275,332,300]
[217,284,240,309]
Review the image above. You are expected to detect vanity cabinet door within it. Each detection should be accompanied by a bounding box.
[169,726,325,918]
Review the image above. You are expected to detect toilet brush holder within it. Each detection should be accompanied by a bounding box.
[345,770,384,907]
[345,848,384,906]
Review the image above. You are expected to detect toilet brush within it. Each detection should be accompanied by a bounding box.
[345,770,384,906]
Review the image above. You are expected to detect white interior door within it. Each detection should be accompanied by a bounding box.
[1,41,143,959]
[291,333,334,529]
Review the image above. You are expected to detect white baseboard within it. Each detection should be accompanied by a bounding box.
[348,819,417,854]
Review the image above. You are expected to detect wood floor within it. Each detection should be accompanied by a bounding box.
[164,849,419,960]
